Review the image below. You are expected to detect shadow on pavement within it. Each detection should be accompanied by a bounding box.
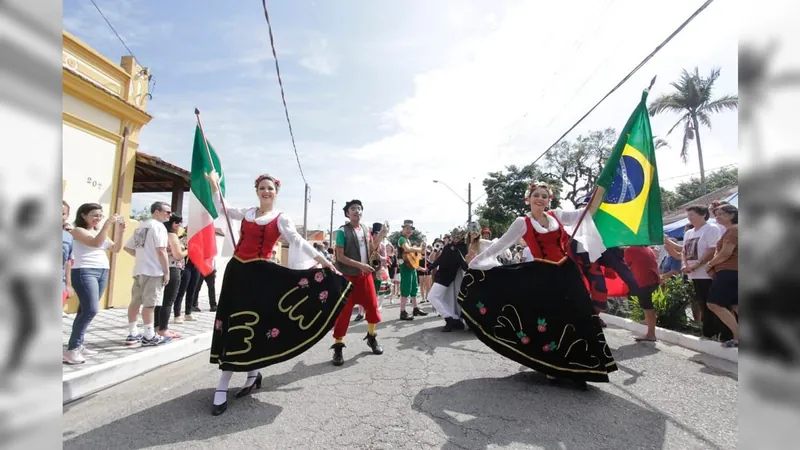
[62,354,373,449]
[62,388,282,449]
[609,342,661,386]
[396,322,478,356]
[413,373,668,450]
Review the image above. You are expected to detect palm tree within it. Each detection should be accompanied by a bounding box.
[648,67,738,194]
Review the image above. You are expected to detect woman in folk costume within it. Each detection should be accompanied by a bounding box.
[204,172,349,416]
[427,230,469,332]
[462,182,617,390]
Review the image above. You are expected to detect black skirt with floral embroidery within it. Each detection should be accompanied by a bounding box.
[458,259,617,383]
[210,258,352,372]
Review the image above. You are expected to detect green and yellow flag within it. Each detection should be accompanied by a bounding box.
[593,90,663,248]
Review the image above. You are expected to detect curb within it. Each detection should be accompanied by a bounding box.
[63,331,213,404]
[600,313,738,363]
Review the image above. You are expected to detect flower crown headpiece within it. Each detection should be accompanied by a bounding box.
[526,182,553,197]
[254,174,281,189]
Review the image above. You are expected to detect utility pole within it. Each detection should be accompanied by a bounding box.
[467,182,472,224]
[329,199,335,243]
[303,183,309,239]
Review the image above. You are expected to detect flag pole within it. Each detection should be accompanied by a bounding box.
[194,108,237,248]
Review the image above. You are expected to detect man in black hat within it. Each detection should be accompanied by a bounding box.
[330,200,388,366]
[396,219,428,320]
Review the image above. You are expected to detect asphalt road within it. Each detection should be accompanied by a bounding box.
[62,304,738,450]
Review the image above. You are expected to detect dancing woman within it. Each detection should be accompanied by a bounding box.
[205,172,349,416]
[462,182,616,390]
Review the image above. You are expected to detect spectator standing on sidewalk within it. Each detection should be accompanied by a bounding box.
[123,201,173,347]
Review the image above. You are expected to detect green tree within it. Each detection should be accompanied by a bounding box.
[672,167,738,206]
[129,206,150,221]
[545,128,616,208]
[388,230,427,248]
[475,163,561,236]
[648,67,738,194]
[660,188,682,211]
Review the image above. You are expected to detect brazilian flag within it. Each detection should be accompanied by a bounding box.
[593,90,663,248]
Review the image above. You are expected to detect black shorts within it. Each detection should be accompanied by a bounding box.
[636,284,659,310]
[708,270,738,307]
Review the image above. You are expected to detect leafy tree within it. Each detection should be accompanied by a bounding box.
[475,163,561,236]
[129,206,150,221]
[660,188,682,212]
[545,128,616,208]
[672,167,738,206]
[648,67,738,194]
[388,230,427,248]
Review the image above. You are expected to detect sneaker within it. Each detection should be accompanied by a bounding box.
[78,345,98,356]
[63,349,85,365]
[173,316,184,324]
[125,334,142,346]
[184,315,197,322]
[142,335,172,346]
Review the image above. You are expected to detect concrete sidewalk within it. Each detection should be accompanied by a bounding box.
[62,287,218,404]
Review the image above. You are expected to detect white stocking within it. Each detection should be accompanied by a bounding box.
[214,371,233,405]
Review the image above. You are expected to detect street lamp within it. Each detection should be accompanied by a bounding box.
[433,179,476,223]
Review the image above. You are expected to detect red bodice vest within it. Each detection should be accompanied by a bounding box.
[522,212,572,264]
[233,214,282,261]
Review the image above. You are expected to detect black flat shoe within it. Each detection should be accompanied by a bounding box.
[235,372,262,398]
[212,390,228,416]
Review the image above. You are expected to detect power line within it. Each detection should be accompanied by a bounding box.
[88,0,138,62]
[260,0,307,184]
[660,163,736,182]
[529,0,717,166]
[88,0,155,96]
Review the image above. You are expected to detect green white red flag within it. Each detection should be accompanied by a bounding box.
[187,124,226,276]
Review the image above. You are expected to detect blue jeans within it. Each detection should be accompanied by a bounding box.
[68,268,108,350]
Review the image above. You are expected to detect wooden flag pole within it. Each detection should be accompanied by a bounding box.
[194,108,237,248]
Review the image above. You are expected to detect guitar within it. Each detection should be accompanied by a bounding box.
[402,240,426,269]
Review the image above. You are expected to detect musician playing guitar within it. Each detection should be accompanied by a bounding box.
[396,220,429,320]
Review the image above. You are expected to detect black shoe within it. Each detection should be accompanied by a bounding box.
[235,372,262,398]
[452,318,466,330]
[412,307,428,317]
[354,314,364,322]
[442,318,454,332]
[399,310,414,321]
[193,306,202,312]
[331,342,345,366]
[209,305,217,312]
[364,332,383,355]
[212,390,228,416]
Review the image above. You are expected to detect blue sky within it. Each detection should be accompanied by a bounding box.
[64,0,739,238]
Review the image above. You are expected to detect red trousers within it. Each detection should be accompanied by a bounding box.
[333,273,381,339]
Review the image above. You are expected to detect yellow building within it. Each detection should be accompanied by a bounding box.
[62,30,189,311]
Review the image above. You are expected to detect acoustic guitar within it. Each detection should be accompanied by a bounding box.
[402,240,426,269]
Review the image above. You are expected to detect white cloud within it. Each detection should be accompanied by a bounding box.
[299,37,338,76]
[123,0,738,239]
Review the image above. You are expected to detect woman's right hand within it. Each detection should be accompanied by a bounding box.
[205,171,221,190]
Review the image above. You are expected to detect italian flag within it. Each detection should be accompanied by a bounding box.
[187,124,226,277]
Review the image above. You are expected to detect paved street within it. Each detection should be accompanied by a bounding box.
[62,304,738,450]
